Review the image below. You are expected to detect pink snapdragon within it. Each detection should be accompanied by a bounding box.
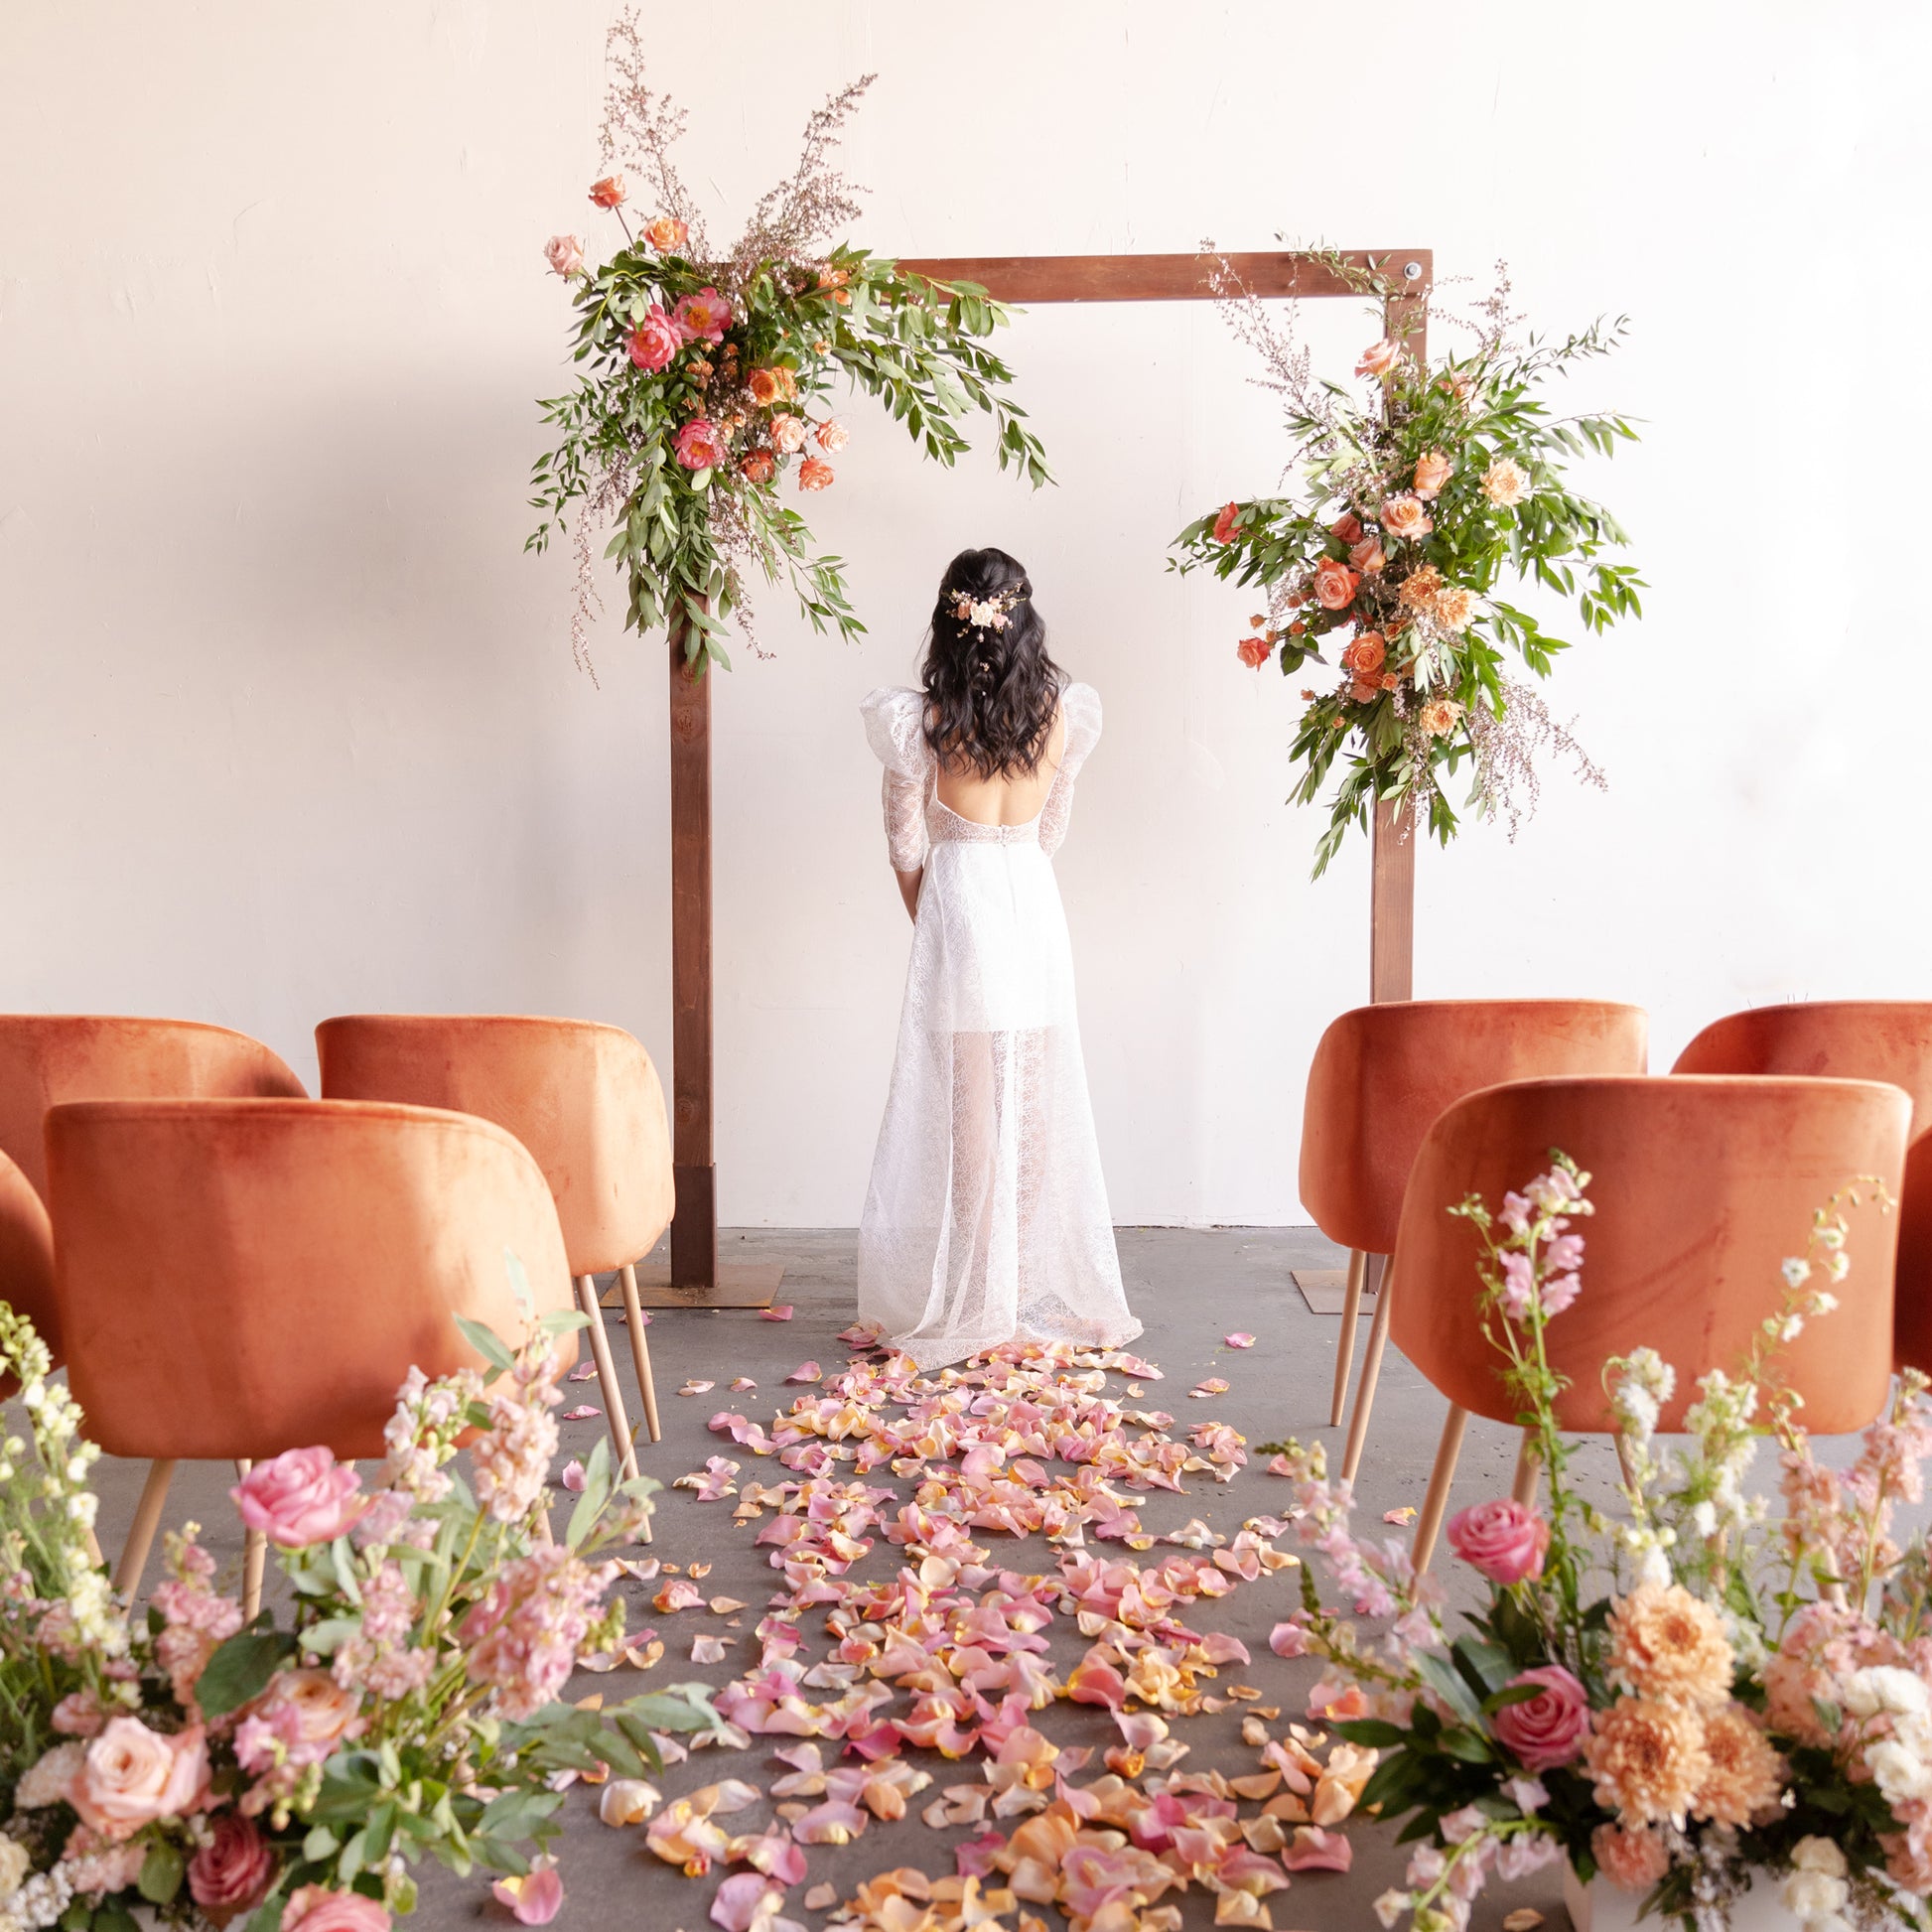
[463,1544,618,1720]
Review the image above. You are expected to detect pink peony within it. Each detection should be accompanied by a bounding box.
[1447,1497,1550,1584]
[69,1720,209,1839]
[1492,1665,1592,1771]
[233,1449,364,1548]
[625,307,680,373]
[188,1812,276,1922]
[673,419,726,471]
[674,288,732,344]
[542,234,584,278]
[284,1887,392,1932]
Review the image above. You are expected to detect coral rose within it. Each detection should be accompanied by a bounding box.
[70,1719,209,1840]
[1606,1584,1734,1708]
[746,368,781,407]
[643,215,688,252]
[1312,558,1360,611]
[1693,1704,1786,1827]
[232,1449,364,1548]
[588,175,625,208]
[739,449,775,484]
[283,1886,391,1932]
[1212,501,1241,545]
[541,234,584,278]
[673,287,732,344]
[815,418,849,454]
[1347,678,1382,705]
[1348,535,1386,574]
[1413,450,1452,498]
[1340,632,1386,677]
[1237,636,1272,670]
[189,1811,275,1922]
[673,419,725,471]
[1491,1665,1590,1772]
[1591,1822,1670,1893]
[1481,458,1530,507]
[1586,1697,1711,1828]
[624,306,680,373]
[797,458,834,492]
[1355,339,1400,378]
[770,414,807,455]
[1446,1498,1549,1584]
[1380,494,1433,541]
[1330,512,1364,545]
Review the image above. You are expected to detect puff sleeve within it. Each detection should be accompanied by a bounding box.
[860,686,932,874]
[1037,681,1102,860]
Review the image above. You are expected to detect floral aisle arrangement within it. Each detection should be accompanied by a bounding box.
[1172,260,1644,876]
[528,13,1050,677]
[0,1294,713,1932]
[1263,1162,1932,1931]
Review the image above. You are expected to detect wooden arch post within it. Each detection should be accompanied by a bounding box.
[656,247,1428,1296]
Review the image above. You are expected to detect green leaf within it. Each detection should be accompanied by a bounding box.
[1332,1718,1408,1748]
[138,1844,185,1905]
[455,1313,516,1374]
[197,1626,299,1718]
[566,1437,615,1547]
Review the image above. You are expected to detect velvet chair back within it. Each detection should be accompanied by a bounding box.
[1674,1002,1932,1133]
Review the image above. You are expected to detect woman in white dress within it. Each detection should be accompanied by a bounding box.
[857,547,1141,1370]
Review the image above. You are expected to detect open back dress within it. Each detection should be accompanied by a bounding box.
[856,679,1141,1370]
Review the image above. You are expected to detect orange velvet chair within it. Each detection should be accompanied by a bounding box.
[48,1097,579,1602]
[0,1015,305,1201]
[1389,1074,1909,1569]
[0,1147,57,1396]
[1674,1002,1932,1131]
[1301,999,1649,1484]
[1894,1127,1932,1375]
[316,1015,673,1473]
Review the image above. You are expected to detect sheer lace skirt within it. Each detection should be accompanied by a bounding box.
[858,836,1139,1370]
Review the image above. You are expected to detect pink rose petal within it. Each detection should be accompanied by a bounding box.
[569,1362,599,1381]
[784,1362,822,1384]
[493,1864,564,1925]
[1224,1332,1256,1349]
[1284,1825,1353,1872]
[560,1459,587,1493]
[561,1406,602,1422]
[760,1305,795,1321]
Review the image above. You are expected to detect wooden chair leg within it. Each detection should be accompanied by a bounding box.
[1412,1405,1468,1574]
[1512,1428,1541,1508]
[1614,1432,1638,1493]
[1328,1248,1369,1428]
[234,1459,266,1620]
[618,1262,661,1445]
[1340,1256,1394,1487]
[114,1457,177,1598]
[576,1274,639,1483]
[84,1525,104,1570]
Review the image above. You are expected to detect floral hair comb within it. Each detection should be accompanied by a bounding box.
[948,585,1027,632]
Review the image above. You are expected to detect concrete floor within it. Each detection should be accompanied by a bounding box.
[66,1228,1618,1932]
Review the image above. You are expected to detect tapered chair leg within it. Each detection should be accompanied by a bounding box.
[618,1262,661,1445]
[1340,1257,1394,1487]
[1512,1428,1541,1509]
[576,1274,639,1483]
[1329,1249,1369,1428]
[114,1457,177,1598]
[234,1460,267,1620]
[1412,1404,1469,1574]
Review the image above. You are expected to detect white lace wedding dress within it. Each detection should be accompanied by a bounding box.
[856,680,1141,1370]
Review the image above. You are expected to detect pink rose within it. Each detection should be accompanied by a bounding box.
[673,419,725,471]
[1356,339,1400,378]
[232,1448,364,1548]
[1211,501,1240,545]
[284,1887,392,1932]
[1380,493,1434,541]
[69,1719,209,1840]
[1492,1665,1591,1771]
[625,306,680,373]
[673,287,732,345]
[188,1812,276,1923]
[1447,1498,1551,1585]
[260,1668,361,1751]
[814,418,849,454]
[541,234,584,278]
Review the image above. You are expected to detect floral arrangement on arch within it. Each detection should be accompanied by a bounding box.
[1172,259,1644,877]
[0,1290,713,1932]
[528,12,1050,678]
[1260,1162,1932,1932]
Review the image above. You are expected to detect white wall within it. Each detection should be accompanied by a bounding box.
[2,2,1925,1225]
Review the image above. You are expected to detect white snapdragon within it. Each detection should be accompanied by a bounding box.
[1841,1665,1931,1722]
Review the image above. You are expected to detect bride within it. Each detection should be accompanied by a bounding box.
[857,546,1142,1370]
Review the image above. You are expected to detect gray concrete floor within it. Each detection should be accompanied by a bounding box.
[62,1229,1622,1931]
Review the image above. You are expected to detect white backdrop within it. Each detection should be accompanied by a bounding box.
[2,2,1925,1225]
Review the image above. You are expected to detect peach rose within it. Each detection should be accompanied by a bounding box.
[1413,450,1452,498]
[673,419,725,470]
[541,234,584,278]
[283,1887,391,1932]
[1212,501,1241,545]
[1439,370,1476,404]
[588,176,625,209]
[673,287,732,345]
[797,458,834,492]
[1348,535,1386,574]
[625,306,680,373]
[1482,457,1530,507]
[770,414,807,455]
[1237,636,1272,670]
[1312,558,1360,611]
[69,1719,209,1840]
[643,215,688,252]
[746,368,781,407]
[1329,512,1364,545]
[1340,632,1386,677]
[232,1449,364,1549]
[770,365,797,400]
[814,418,849,454]
[188,1811,275,1923]
[1355,339,1400,378]
[267,1669,360,1750]
[739,449,775,484]
[1380,494,1433,541]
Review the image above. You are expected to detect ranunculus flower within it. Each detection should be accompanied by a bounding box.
[232,1449,364,1548]
[588,176,625,208]
[1491,1665,1591,1771]
[1312,558,1360,611]
[542,234,585,278]
[284,1886,392,1932]
[673,419,725,471]
[814,418,849,454]
[1237,636,1271,670]
[1356,339,1400,378]
[1447,1497,1550,1584]
[797,458,834,492]
[625,306,680,373]
[769,414,807,455]
[1380,493,1434,540]
[1413,450,1452,497]
[674,288,732,344]
[739,449,775,484]
[70,1719,208,1839]
[1211,501,1240,544]
[189,1811,275,1922]
[643,215,688,251]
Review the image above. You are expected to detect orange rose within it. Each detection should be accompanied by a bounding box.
[642,215,688,251]
[746,369,781,407]
[1348,535,1386,574]
[1413,450,1452,498]
[1380,494,1433,541]
[588,176,626,209]
[1237,636,1272,670]
[1312,558,1360,611]
[797,458,834,492]
[771,366,797,401]
[1330,512,1364,545]
[1340,632,1386,677]
[740,450,775,483]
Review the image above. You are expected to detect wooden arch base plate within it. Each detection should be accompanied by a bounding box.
[603,1262,785,1311]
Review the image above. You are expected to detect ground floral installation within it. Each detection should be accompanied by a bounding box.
[0,1287,714,1932]
[1262,1159,1932,1932]
[527,9,1050,679]
[1171,257,1645,877]
[596,1327,1396,1932]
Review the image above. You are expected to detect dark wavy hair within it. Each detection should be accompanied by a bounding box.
[920,547,1063,778]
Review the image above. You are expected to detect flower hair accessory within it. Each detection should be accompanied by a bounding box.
[948,584,1027,632]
